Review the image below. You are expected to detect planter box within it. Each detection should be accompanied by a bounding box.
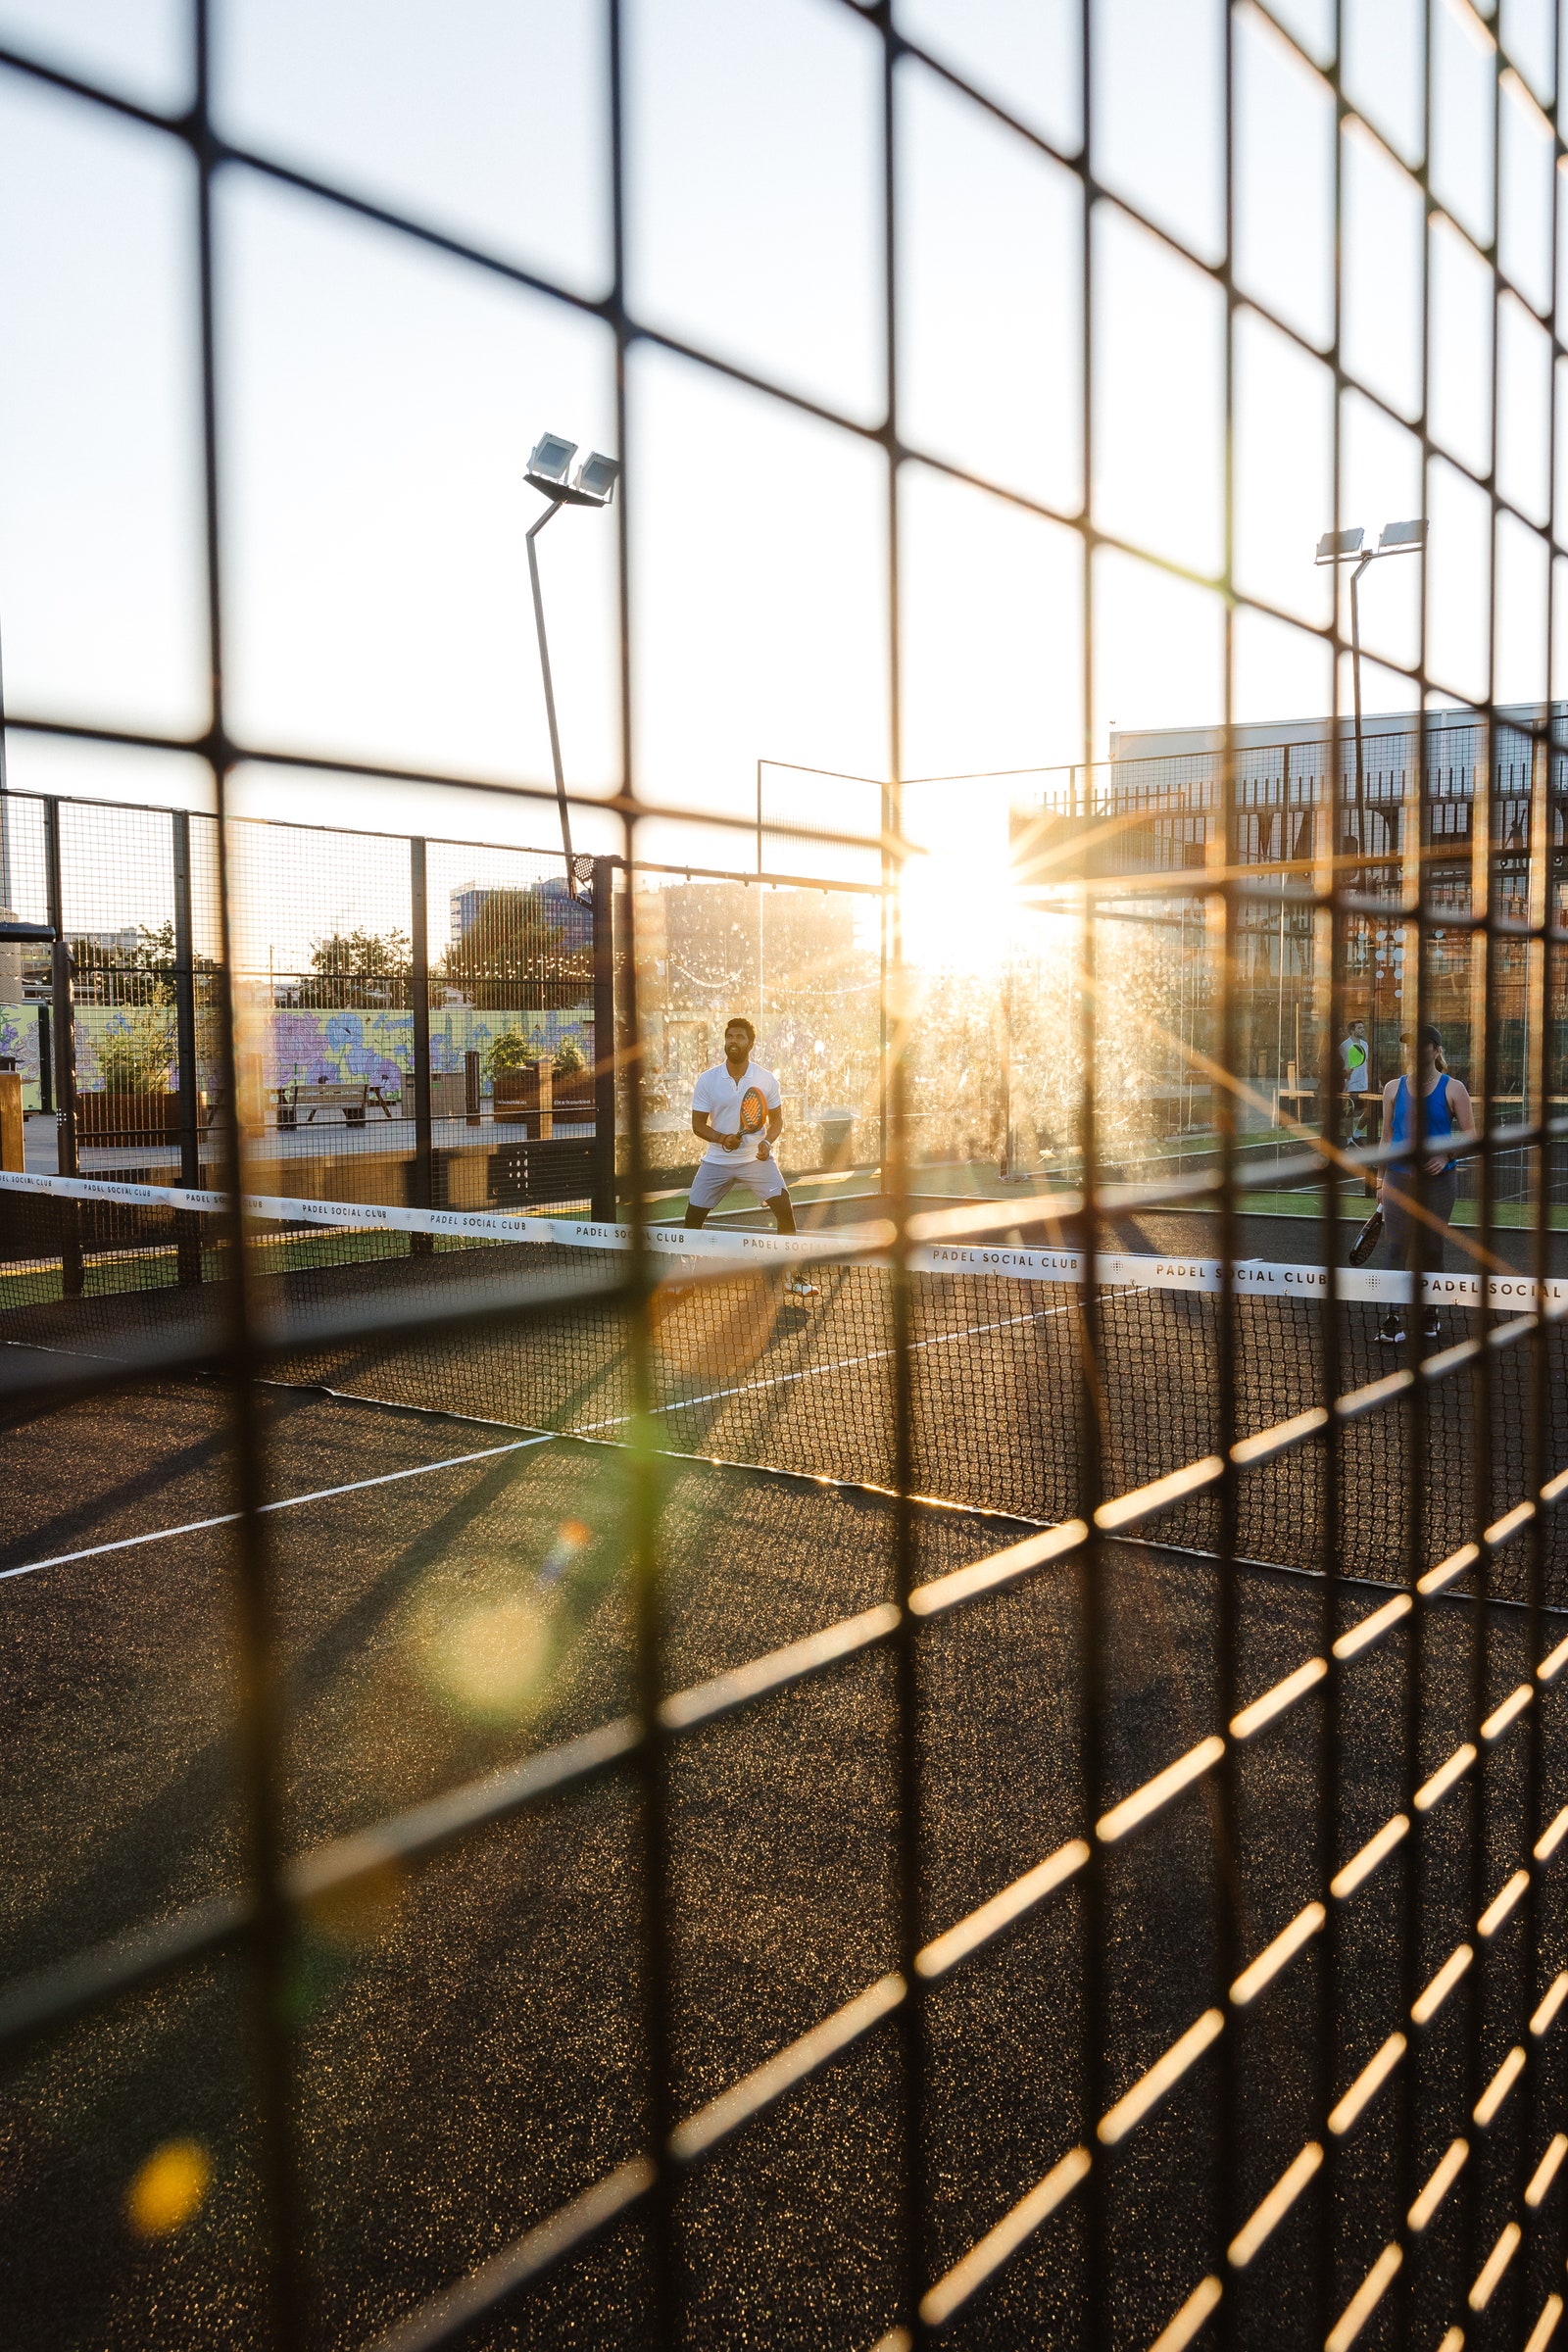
[494,1061,596,1137]
[495,1059,551,1136]
[77,1091,182,1146]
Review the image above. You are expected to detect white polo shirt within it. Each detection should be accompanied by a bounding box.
[691,1058,781,1164]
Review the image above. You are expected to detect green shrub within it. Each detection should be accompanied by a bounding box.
[485,1032,589,1083]
[485,1030,535,1077]
[97,1000,175,1094]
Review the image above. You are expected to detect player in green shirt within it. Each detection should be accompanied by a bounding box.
[1340,1019,1369,1143]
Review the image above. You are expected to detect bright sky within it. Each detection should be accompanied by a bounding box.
[0,0,1559,901]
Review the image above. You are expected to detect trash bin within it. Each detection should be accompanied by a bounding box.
[818,1109,855,1168]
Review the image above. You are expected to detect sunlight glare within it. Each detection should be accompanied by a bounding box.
[899,776,1018,977]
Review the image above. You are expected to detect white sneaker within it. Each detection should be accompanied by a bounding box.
[784,1272,819,1299]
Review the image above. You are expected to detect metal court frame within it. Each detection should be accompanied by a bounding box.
[5,2,1568,2346]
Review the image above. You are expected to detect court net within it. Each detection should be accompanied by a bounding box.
[4,1168,1562,1594]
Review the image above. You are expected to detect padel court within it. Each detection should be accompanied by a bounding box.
[4,1177,1568,2348]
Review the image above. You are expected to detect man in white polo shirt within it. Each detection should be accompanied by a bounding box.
[684,1016,797,1234]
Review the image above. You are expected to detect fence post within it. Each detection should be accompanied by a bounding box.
[172,811,201,1184]
[592,857,616,1221]
[878,874,889,1194]
[410,837,433,1251]
[43,799,81,1296]
[171,810,204,1284]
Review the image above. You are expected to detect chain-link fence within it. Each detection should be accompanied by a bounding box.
[4,5,1568,2351]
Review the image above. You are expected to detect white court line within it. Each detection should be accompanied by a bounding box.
[577,1292,1089,1437]
[0,1433,558,1586]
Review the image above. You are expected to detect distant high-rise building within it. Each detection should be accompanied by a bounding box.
[449,874,593,954]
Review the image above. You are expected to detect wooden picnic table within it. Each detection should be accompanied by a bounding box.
[275,1078,402,1128]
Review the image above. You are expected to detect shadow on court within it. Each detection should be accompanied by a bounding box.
[1,1374,1563,2349]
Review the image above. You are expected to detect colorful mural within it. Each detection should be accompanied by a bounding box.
[0,1003,594,1114]
[265,1006,592,1095]
[1,1004,43,1108]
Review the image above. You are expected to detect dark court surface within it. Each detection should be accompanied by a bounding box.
[3,1369,1565,2350]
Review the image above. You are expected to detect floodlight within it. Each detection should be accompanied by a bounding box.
[572,451,619,506]
[522,428,618,893]
[525,432,578,492]
[1311,514,1433,902]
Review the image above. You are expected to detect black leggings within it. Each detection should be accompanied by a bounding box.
[1382,1169,1457,1319]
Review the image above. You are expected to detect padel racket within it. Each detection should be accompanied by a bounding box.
[1348,1207,1384,1265]
[737,1084,770,1158]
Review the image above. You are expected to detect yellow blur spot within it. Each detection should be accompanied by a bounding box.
[126,2139,211,2237]
[426,1593,555,1723]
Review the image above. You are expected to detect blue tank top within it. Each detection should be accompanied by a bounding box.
[1389,1073,1455,1174]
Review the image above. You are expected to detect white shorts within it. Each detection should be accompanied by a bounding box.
[687,1153,788,1209]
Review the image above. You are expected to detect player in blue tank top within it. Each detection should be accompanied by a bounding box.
[1375,1023,1475,1346]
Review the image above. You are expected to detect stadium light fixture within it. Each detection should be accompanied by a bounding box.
[525,432,619,510]
[523,432,620,889]
[572,450,620,505]
[1313,515,1429,927]
[524,431,577,491]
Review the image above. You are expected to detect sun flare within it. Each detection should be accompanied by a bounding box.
[898,840,1020,979]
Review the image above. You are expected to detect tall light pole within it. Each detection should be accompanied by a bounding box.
[1315,518,1427,1083]
[523,432,619,894]
[1315,518,1427,894]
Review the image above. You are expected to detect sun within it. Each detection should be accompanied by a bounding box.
[893,770,1042,977]
[897,837,1019,978]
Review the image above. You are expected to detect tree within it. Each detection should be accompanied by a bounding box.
[305,927,412,1008]
[438,887,589,1011]
[126,920,176,980]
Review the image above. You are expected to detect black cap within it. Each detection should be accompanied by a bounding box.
[1417,1022,1443,1053]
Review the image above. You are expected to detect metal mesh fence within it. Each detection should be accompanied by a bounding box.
[0,790,612,1218]
[3,5,1568,2350]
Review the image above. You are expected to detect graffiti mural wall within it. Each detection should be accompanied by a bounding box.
[1,1005,43,1107]
[0,1003,595,1113]
[266,1005,593,1096]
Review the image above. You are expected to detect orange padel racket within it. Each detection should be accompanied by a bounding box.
[737,1084,770,1157]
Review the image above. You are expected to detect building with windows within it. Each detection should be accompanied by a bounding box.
[448,873,593,956]
[1009,707,1567,1134]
